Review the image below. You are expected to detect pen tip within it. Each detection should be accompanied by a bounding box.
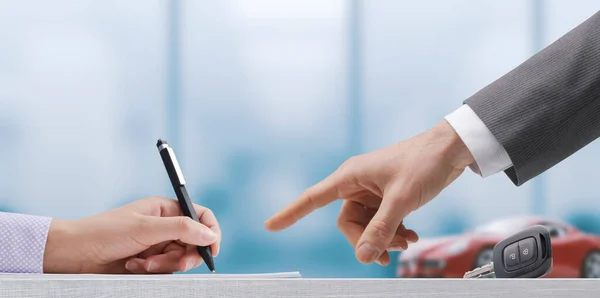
[157,139,167,147]
[211,270,216,274]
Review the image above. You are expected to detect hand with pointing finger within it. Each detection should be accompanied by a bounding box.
[43,197,221,274]
[265,120,475,266]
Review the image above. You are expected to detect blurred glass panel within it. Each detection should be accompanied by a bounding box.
[0,1,167,218]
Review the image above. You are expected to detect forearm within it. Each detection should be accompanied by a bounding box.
[43,219,83,273]
[465,11,600,185]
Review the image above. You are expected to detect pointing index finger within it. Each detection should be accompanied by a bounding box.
[264,172,342,231]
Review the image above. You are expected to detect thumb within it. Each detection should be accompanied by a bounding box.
[135,215,218,247]
[355,189,410,264]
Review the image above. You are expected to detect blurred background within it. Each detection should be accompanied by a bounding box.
[1,0,600,278]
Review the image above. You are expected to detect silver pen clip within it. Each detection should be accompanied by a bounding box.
[166,147,186,186]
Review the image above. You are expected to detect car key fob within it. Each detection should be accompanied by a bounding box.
[492,224,553,278]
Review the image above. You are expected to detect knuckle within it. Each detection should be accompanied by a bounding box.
[368,220,393,241]
[336,214,345,230]
[340,156,363,183]
[304,189,331,209]
[336,219,352,238]
[340,156,359,172]
[193,203,207,212]
[176,217,194,233]
[204,208,215,219]
[143,196,164,205]
[304,189,320,208]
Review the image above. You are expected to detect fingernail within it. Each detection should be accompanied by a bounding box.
[147,261,159,272]
[375,260,383,266]
[185,260,195,272]
[125,261,138,271]
[357,243,379,263]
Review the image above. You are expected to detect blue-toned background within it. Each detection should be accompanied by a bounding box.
[1,0,600,277]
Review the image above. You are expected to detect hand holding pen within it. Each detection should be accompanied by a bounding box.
[157,139,218,273]
[37,140,222,274]
[43,197,221,274]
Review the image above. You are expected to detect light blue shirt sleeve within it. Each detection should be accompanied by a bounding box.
[0,212,52,273]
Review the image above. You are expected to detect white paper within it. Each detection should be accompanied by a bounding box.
[0,272,301,280]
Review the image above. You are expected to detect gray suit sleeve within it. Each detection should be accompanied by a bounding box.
[464,10,600,186]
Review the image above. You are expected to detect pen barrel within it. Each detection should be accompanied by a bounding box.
[158,144,215,272]
[198,246,214,269]
[174,186,200,222]
[158,149,199,219]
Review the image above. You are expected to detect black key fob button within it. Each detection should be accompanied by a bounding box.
[518,237,537,266]
[503,242,520,269]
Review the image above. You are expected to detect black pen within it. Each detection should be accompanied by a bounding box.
[156,139,216,273]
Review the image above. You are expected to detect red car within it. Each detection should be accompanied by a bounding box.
[396,216,600,278]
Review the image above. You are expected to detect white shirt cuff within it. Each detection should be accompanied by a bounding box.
[444,104,513,177]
